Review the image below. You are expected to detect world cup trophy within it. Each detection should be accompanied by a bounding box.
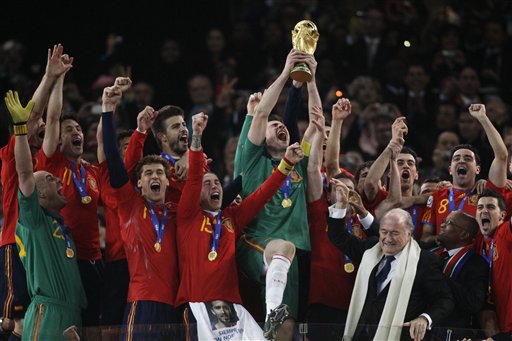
[290,20,319,82]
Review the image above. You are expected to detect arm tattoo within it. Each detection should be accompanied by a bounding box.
[191,134,202,150]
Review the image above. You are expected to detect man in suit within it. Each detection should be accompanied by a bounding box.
[327,179,453,341]
[434,210,488,338]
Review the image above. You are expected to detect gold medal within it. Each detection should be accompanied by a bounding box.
[281,198,292,208]
[66,247,74,258]
[81,195,92,204]
[208,250,217,261]
[154,242,162,253]
[344,262,355,273]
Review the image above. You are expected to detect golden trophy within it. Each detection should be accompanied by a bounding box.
[290,20,319,82]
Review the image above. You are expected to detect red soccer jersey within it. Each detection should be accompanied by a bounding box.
[115,181,179,306]
[36,149,102,260]
[97,162,125,262]
[362,187,389,214]
[0,136,40,246]
[422,186,481,235]
[175,149,286,306]
[475,221,512,332]
[307,197,366,310]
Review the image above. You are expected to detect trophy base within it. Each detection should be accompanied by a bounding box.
[290,63,312,83]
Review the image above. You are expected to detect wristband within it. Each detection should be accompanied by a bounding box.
[277,158,294,175]
[300,139,311,157]
[13,123,28,136]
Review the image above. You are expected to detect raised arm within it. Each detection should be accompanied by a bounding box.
[97,77,133,163]
[247,49,307,146]
[363,116,407,202]
[306,105,326,203]
[42,47,74,157]
[282,81,304,144]
[28,44,72,136]
[374,147,403,220]
[325,98,351,179]
[301,54,320,145]
[469,104,508,188]
[5,91,35,196]
[101,85,129,188]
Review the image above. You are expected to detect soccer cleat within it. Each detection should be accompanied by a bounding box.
[263,304,290,340]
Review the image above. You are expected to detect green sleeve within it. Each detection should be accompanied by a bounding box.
[234,115,254,176]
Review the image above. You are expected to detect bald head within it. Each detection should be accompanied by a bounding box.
[33,171,66,212]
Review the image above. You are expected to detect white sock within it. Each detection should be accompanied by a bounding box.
[265,254,291,317]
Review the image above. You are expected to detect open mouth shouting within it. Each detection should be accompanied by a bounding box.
[150,181,161,194]
[401,170,410,181]
[456,165,468,176]
[276,127,287,142]
[179,133,189,145]
[72,136,83,147]
[480,215,491,233]
[210,191,220,202]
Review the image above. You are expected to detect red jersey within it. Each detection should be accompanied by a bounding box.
[422,186,481,235]
[115,181,179,306]
[0,136,39,245]
[36,149,102,260]
[97,162,125,262]
[362,187,388,214]
[475,221,512,332]
[175,149,286,306]
[307,198,366,310]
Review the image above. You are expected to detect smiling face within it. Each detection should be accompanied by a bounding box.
[476,196,505,238]
[200,173,223,211]
[159,115,189,156]
[379,210,412,256]
[137,163,169,204]
[449,148,480,189]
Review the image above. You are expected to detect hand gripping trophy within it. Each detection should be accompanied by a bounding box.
[290,20,319,82]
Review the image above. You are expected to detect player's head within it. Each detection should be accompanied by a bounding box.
[60,113,84,159]
[329,172,355,204]
[34,170,67,211]
[449,144,480,188]
[152,105,188,156]
[200,172,223,211]
[266,115,289,156]
[135,155,171,204]
[396,146,418,194]
[117,129,134,160]
[476,189,506,238]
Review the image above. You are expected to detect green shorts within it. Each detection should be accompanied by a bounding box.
[236,234,299,319]
[23,295,81,341]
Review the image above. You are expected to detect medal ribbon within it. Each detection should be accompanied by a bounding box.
[443,245,474,279]
[344,217,353,265]
[69,162,89,202]
[208,212,222,256]
[409,205,418,234]
[448,188,470,212]
[146,200,167,245]
[482,239,494,295]
[45,209,73,256]
[272,160,291,200]
[161,152,177,166]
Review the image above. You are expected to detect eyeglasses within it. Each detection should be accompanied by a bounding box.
[443,219,464,230]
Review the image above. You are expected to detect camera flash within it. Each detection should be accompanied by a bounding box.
[336,90,343,97]
[403,40,411,48]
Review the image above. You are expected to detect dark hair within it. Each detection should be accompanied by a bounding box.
[117,129,134,144]
[457,211,480,240]
[328,171,355,192]
[421,176,441,185]
[354,160,374,184]
[449,144,481,165]
[135,155,171,181]
[400,146,418,165]
[477,189,506,211]
[60,111,79,125]
[151,105,185,148]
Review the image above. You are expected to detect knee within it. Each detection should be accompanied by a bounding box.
[265,239,296,262]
